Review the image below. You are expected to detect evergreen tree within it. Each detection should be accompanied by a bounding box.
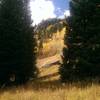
[0,0,38,85]
[59,0,100,82]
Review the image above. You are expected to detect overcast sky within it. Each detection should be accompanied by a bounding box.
[30,0,70,25]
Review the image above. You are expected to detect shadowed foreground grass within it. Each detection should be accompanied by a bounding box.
[0,65,100,100]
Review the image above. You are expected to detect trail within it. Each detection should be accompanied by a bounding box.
[37,55,61,68]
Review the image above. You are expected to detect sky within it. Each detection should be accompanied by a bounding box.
[30,0,70,25]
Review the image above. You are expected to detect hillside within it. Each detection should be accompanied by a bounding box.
[34,18,66,59]
[35,18,65,39]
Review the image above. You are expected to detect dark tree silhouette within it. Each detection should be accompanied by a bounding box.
[59,0,100,82]
[0,0,38,85]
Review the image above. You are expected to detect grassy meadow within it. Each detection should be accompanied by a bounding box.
[0,65,100,100]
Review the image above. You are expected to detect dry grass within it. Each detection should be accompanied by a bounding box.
[38,28,65,59]
[0,83,100,100]
[0,65,100,100]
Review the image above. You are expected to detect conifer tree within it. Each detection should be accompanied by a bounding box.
[59,0,100,82]
[0,0,38,85]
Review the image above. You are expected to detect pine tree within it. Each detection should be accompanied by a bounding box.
[59,0,100,82]
[0,0,38,85]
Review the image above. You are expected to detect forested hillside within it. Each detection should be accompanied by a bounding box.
[35,18,66,40]
[34,18,67,58]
